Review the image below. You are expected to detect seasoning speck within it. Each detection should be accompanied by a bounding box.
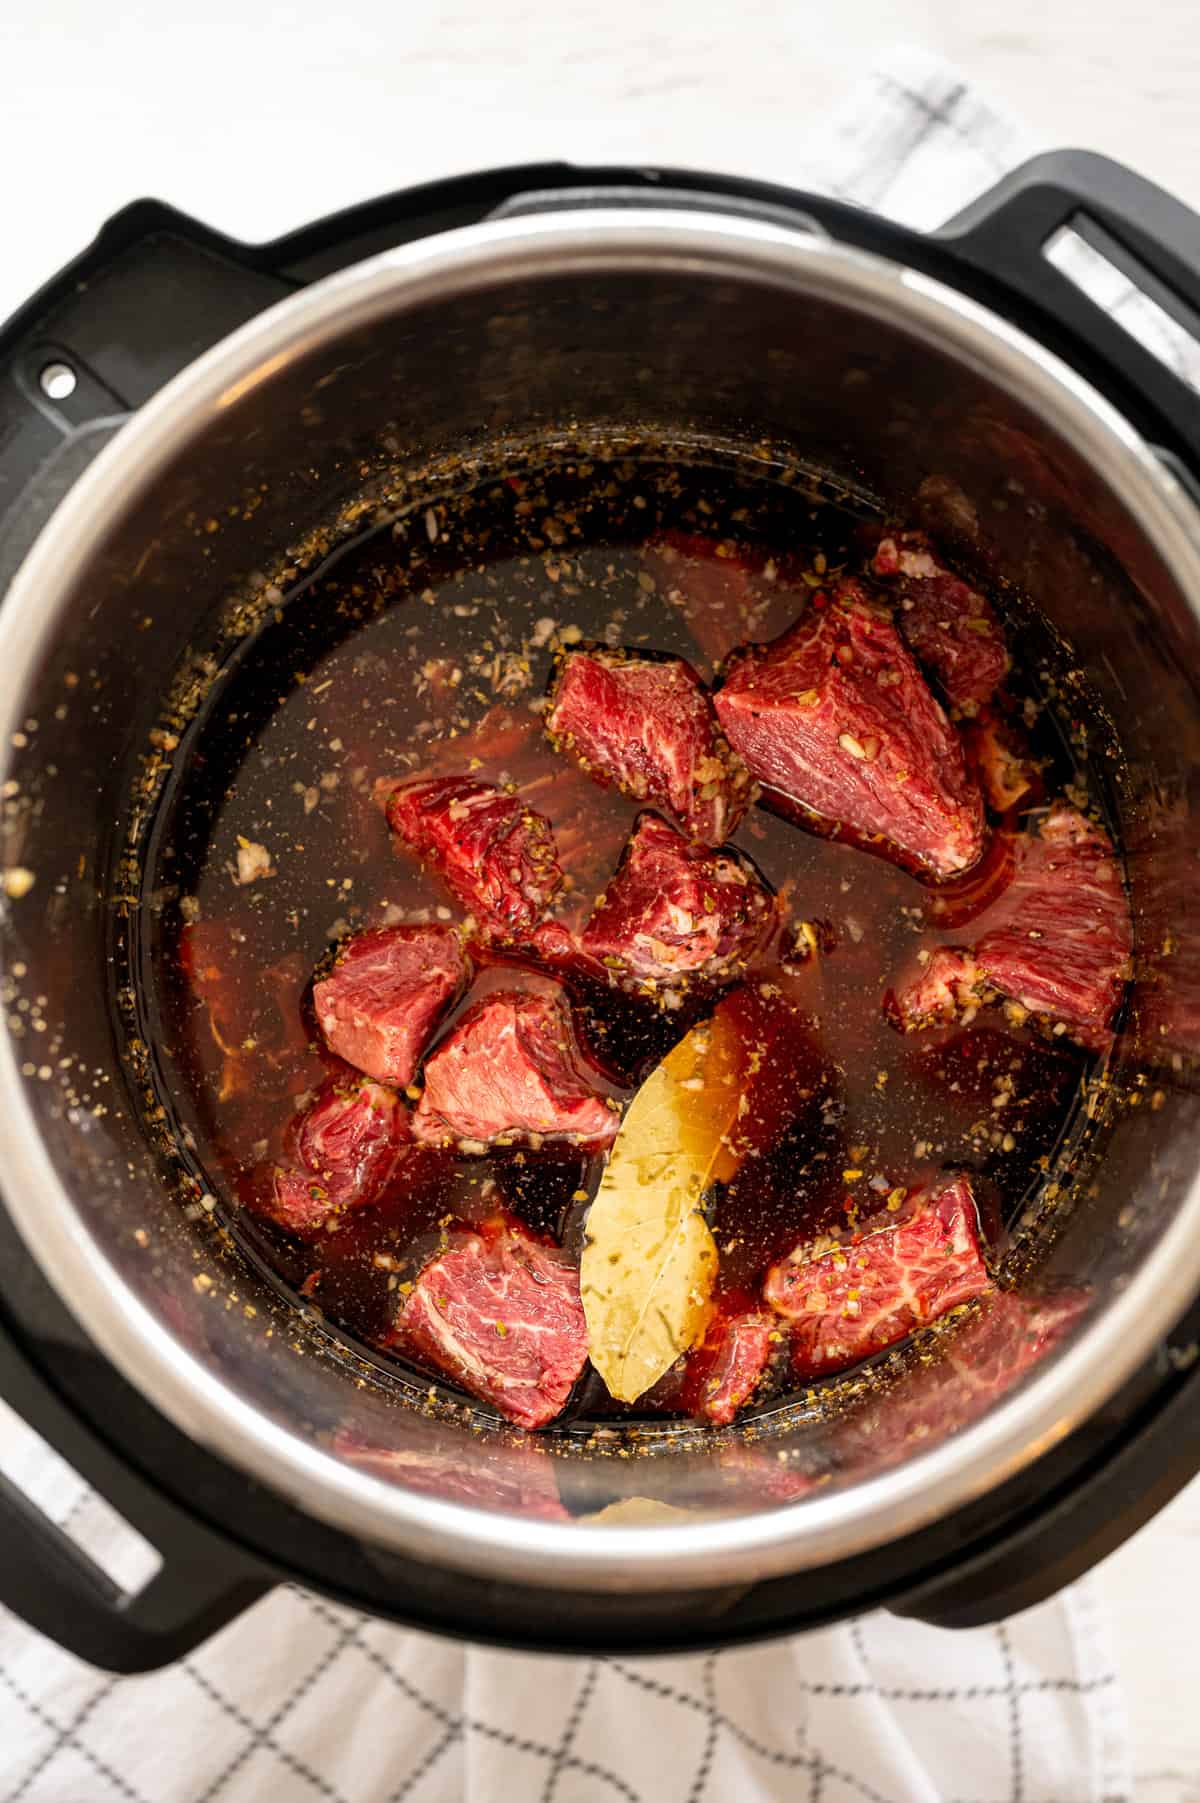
[3,867,35,899]
[233,840,275,885]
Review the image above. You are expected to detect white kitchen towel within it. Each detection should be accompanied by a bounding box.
[0,46,1143,1803]
[0,1453,1130,1803]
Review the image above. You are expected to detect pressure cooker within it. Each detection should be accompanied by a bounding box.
[1,153,1199,1671]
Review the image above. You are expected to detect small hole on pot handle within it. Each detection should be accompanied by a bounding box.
[39,361,78,402]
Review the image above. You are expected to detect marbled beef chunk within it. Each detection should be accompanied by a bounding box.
[764,1176,991,1379]
[684,1307,779,1426]
[888,807,1131,1051]
[389,1222,588,1429]
[580,813,774,991]
[266,1076,408,1235]
[545,646,753,846]
[974,807,1131,1049]
[412,988,618,1150]
[383,775,562,939]
[715,580,985,879]
[313,924,468,1087]
[869,528,1009,710]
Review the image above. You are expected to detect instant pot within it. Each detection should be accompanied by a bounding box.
[2,153,1200,1673]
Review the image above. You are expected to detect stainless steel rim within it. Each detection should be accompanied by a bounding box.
[2,208,1199,1590]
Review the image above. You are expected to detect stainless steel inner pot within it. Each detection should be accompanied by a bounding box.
[2,208,1199,1599]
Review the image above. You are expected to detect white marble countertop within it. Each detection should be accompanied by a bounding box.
[1,1,1197,1791]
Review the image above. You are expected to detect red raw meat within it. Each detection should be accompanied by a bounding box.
[383,775,563,938]
[684,1308,779,1425]
[331,1427,568,1518]
[580,813,775,991]
[974,807,1131,1049]
[545,646,753,847]
[412,988,618,1150]
[265,1076,408,1234]
[764,1176,992,1379]
[887,947,984,1032]
[869,529,1009,710]
[641,532,797,675]
[388,1222,588,1429]
[714,580,985,878]
[313,924,468,1087]
[888,808,1131,1051]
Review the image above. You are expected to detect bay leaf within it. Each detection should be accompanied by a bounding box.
[580,1010,747,1403]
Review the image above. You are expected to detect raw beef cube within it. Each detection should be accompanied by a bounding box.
[886,947,984,1032]
[764,1176,992,1379]
[545,646,753,846]
[715,580,985,878]
[389,1223,589,1429]
[412,988,618,1150]
[869,528,1009,710]
[887,811,1130,1050]
[974,807,1131,1050]
[580,813,774,990]
[266,1076,408,1234]
[384,776,563,938]
[684,1308,779,1425]
[314,924,468,1087]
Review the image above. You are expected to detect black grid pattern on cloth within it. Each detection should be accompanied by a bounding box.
[837,78,968,208]
[0,1666,144,1803]
[300,1594,643,1803]
[185,1613,362,1803]
[819,74,973,208]
[0,1579,1126,1803]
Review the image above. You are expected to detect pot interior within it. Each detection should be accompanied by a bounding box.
[3,218,1200,1577]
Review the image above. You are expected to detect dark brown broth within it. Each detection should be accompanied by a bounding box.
[144,452,1097,1425]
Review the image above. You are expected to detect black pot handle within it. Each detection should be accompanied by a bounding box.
[938,149,1200,465]
[0,1306,270,1672]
